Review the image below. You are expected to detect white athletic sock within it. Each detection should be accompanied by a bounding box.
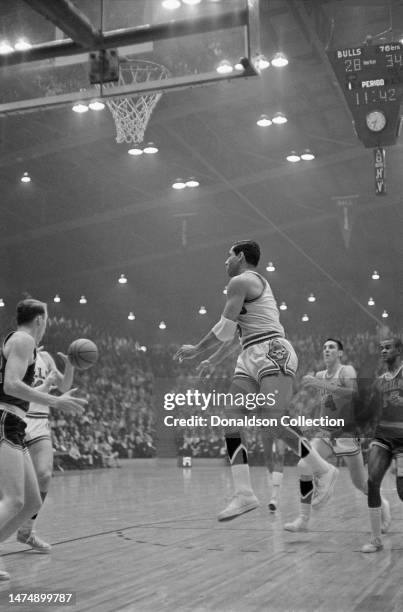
[266,470,273,492]
[232,464,254,494]
[271,471,283,500]
[300,502,311,522]
[19,518,35,534]
[369,507,382,539]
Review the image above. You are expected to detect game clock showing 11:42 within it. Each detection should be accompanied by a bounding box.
[327,43,403,147]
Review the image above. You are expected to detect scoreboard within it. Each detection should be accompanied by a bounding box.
[327,43,403,147]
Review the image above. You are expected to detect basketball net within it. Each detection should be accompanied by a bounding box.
[105,59,170,144]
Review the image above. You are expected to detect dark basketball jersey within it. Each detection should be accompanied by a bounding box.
[376,364,403,438]
[0,332,36,412]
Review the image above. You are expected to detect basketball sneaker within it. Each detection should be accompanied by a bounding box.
[217,491,259,522]
[284,516,309,532]
[361,537,383,553]
[311,466,339,508]
[268,499,277,512]
[17,530,51,554]
[380,498,391,534]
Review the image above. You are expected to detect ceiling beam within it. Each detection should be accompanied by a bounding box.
[22,0,101,49]
[0,8,248,68]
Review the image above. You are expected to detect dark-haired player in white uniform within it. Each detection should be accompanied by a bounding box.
[362,337,403,552]
[175,240,337,521]
[16,348,75,553]
[284,339,390,533]
[0,298,86,580]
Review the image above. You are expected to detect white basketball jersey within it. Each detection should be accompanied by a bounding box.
[27,351,53,418]
[237,271,285,348]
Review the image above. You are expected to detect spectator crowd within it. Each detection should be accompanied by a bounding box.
[34,317,396,470]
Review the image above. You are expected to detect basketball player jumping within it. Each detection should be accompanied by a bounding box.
[197,342,287,512]
[284,339,391,533]
[0,299,86,580]
[175,240,337,521]
[16,347,75,553]
[362,337,402,553]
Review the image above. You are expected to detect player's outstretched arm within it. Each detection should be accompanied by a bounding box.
[4,335,86,411]
[175,276,246,362]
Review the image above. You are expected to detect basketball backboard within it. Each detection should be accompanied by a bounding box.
[0,0,261,115]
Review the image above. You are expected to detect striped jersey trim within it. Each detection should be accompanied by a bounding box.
[26,413,49,419]
[379,421,403,430]
[241,331,283,350]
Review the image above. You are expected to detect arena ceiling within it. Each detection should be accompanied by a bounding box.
[0,0,402,343]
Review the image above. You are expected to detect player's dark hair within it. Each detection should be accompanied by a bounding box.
[232,240,260,267]
[16,299,47,325]
[325,338,343,351]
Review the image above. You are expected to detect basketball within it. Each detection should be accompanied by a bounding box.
[67,338,98,370]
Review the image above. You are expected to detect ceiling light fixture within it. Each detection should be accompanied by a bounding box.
[272,112,288,125]
[162,0,181,9]
[88,100,105,111]
[79,295,87,304]
[307,293,316,302]
[143,142,159,154]
[382,310,389,318]
[53,294,61,303]
[271,52,288,67]
[216,60,233,74]
[257,114,272,127]
[198,306,207,315]
[128,312,136,320]
[14,38,32,51]
[301,314,309,322]
[0,41,13,54]
[159,321,167,329]
[279,302,287,311]
[72,102,89,113]
[372,270,380,280]
[266,262,275,272]
[286,151,301,162]
[20,171,31,183]
[301,149,315,161]
[185,178,199,187]
[128,147,143,156]
[118,274,127,284]
[0,298,5,307]
[172,179,186,189]
[254,54,270,70]
[368,297,375,306]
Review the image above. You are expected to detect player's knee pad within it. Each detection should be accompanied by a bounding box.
[297,457,312,478]
[225,434,247,465]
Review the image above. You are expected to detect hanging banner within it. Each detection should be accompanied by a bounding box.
[374,147,386,195]
[332,195,358,249]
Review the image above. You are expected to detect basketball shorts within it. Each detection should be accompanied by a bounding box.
[0,409,27,451]
[234,337,298,385]
[370,436,403,456]
[315,432,361,457]
[25,416,51,446]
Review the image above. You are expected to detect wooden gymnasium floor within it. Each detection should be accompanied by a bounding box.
[0,459,402,612]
